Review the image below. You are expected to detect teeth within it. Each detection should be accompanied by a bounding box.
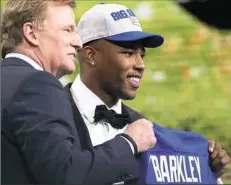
[129,77,140,82]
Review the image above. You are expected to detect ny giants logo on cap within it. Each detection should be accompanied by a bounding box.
[110,9,141,26]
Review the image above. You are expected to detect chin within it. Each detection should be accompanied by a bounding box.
[66,60,76,72]
[67,67,75,74]
[57,67,75,79]
[65,65,76,74]
[121,92,136,100]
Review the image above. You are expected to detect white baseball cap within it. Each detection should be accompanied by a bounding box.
[77,3,164,48]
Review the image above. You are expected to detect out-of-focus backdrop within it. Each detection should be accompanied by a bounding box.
[1,0,231,182]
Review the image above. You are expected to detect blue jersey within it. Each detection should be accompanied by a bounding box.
[138,123,217,184]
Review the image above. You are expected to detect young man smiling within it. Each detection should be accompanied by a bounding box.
[69,3,163,147]
[66,3,230,184]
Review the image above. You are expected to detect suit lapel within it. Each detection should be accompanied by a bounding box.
[65,83,93,149]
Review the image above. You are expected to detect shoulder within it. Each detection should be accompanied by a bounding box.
[17,71,65,100]
[5,70,67,111]
[122,103,146,121]
[27,71,63,86]
[9,71,73,121]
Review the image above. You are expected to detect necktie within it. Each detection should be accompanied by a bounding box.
[93,105,132,129]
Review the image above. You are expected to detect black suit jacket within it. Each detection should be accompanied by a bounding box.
[1,57,140,184]
[64,83,145,184]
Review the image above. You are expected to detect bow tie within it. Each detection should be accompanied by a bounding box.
[93,105,132,129]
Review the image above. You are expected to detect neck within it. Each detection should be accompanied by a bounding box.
[14,46,58,77]
[14,46,44,69]
[80,74,118,108]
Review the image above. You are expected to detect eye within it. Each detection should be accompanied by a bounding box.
[141,53,145,59]
[64,28,72,33]
[122,51,135,57]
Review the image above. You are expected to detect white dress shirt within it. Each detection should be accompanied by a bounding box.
[5,53,43,71]
[70,74,130,147]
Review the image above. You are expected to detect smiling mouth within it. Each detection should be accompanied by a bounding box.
[68,54,76,60]
[127,76,141,89]
[68,52,76,57]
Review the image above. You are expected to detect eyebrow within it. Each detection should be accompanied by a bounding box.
[64,24,76,30]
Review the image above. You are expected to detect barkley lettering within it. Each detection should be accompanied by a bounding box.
[149,155,202,183]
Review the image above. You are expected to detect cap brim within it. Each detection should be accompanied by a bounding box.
[105,31,164,48]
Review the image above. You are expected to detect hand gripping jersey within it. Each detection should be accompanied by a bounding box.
[138,123,217,184]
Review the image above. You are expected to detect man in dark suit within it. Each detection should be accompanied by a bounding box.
[1,0,157,184]
[66,3,230,184]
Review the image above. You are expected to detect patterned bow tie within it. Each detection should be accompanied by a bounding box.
[93,105,132,129]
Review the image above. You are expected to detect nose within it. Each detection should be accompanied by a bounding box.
[134,53,145,74]
[71,33,83,51]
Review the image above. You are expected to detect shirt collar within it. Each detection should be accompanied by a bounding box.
[5,53,43,71]
[70,74,122,123]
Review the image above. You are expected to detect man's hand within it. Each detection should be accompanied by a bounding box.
[124,119,156,153]
[208,140,230,178]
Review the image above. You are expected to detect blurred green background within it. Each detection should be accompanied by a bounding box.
[1,0,231,183]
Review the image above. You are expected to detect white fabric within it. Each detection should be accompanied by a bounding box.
[217,178,223,184]
[77,4,142,45]
[70,74,131,147]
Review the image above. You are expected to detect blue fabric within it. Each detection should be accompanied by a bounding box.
[105,31,164,48]
[138,123,217,184]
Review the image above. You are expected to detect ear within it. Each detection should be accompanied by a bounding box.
[22,22,39,46]
[82,46,97,67]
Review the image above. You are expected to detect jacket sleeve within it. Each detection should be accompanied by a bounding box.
[7,71,139,184]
